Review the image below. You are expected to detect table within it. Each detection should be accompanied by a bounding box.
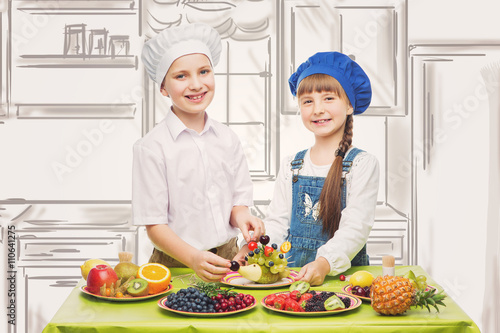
[42,266,480,333]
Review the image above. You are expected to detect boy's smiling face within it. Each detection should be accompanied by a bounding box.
[161,53,215,122]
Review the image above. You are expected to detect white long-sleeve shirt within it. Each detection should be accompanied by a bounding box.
[132,110,254,251]
[264,147,379,276]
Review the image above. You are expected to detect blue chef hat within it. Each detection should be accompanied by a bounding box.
[288,52,372,114]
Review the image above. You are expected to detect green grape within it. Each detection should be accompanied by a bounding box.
[276,264,285,273]
[270,251,280,262]
[258,257,265,266]
[247,256,256,265]
[270,265,279,274]
[265,259,271,267]
[282,258,288,266]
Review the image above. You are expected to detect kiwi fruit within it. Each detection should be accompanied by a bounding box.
[114,252,139,283]
[289,281,310,294]
[127,278,149,297]
[324,295,345,310]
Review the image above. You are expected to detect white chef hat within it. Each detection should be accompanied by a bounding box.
[142,23,222,88]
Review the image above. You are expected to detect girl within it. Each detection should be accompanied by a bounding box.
[241,52,379,285]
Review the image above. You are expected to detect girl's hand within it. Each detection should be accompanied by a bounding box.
[232,244,250,267]
[191,250,231,282]
[296,257,331,286]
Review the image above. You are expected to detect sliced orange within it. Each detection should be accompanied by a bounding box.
[280,241,291,253]
[137,263,171,294]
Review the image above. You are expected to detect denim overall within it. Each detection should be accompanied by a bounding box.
[286,148,369,267]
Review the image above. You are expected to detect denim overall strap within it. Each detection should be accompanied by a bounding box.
[342,148,370,266]
[290,149,307,183]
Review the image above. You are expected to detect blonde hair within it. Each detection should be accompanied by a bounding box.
[297,74,354,238]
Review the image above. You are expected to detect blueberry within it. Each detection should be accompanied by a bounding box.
[268,261,274,266]
[254,248,260,254]
[279,253,284,259]
[248,251,254,257]
[272,243,278,249]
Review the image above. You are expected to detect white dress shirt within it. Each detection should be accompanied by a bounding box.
[132,110,254,251]
[264,147,379,276]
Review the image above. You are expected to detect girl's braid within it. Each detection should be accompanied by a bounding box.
[338,115,353,155]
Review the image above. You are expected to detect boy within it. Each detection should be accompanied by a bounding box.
[134,23,264,282]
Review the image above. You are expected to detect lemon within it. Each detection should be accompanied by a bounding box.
[80,259,110,280]
[349,270,374,288]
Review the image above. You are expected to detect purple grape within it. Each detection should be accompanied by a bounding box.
[230,261,240,271]
[259,235,270,245]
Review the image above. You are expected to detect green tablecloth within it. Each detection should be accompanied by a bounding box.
[42,266,480,333]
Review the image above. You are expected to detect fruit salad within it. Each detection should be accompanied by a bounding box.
[164,282,255,314]
[230,235,292,284]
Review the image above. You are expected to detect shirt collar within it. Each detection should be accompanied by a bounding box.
[166,108,219,140]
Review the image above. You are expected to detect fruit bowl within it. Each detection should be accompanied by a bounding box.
[80,284,173,302]
[220,270,299,289]
[261,291,362,316]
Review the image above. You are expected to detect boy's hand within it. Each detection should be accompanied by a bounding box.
[232,244,250,267]
[230,206,265,243]
[191,250,231,282]
[296,257,331,286]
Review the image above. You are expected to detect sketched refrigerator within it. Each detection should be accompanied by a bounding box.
[409,44,500,325]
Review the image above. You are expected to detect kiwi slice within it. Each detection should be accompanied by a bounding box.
[289,281,310,293]
[324,295,345,310]
[127,278,149,297]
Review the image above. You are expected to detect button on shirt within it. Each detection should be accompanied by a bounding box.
[264,148,379,276]
[132,110,254,251]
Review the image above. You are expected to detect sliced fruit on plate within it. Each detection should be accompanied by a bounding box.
[289,281,310,294]
[324,295,345,310]
[137,263,171,294]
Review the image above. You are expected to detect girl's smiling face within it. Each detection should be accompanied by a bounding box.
[299,90,353,140]
[161,53,215,120]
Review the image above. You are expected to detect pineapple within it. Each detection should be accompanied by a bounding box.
[370,275,446,315]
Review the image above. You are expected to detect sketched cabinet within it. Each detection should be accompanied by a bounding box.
[5,0,143,201]
[281,0,407,116]
[14,204,137,333]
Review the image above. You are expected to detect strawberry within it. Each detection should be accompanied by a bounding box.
[264,246,274,257]
[274,298,286,310]
[299,292,313,308]
[289,290,301,302]
[265,294,277,306]
[285,299,304,312]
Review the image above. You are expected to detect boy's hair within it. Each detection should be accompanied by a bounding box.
[297,73,353,238]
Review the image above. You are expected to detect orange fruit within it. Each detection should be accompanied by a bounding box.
[137,263,171,294]
[280,241,291,253]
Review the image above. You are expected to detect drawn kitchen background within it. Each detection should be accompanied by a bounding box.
[1,0,499,332]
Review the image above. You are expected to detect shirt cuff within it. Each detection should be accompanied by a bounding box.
[316,247,351,277]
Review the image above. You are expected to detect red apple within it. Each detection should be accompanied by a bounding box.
[86,264,118,295]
